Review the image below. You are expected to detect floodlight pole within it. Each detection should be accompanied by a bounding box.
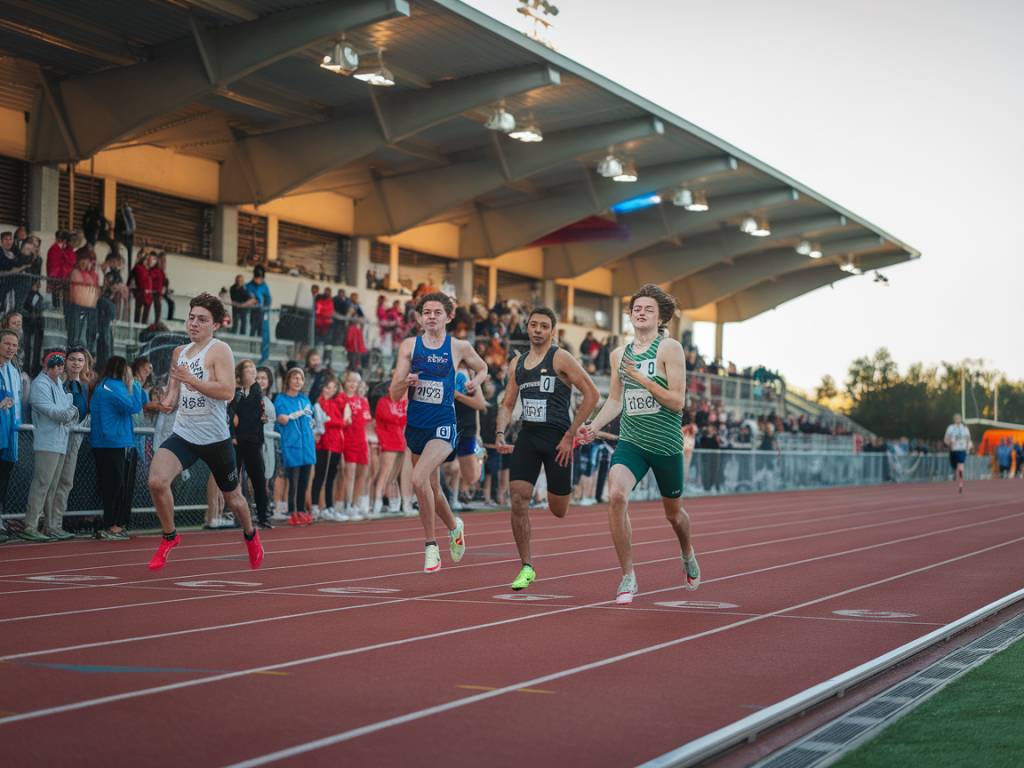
[994,381,999,422]
[960,366,965,418]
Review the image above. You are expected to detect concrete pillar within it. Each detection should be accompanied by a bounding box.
[102,177,117,223]
[611,296,622,337]
[213,204,238,264]
[714,321,724,362]
[487,265,497,307]
[27,164,59,235]
[266,215,279,262]
[388,241,400,290]
[348,237,372,289]
[453,259,474,302]
[566,285,575,325]
[541,279,557,311]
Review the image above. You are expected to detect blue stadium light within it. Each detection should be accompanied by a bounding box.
[611,193,662,214]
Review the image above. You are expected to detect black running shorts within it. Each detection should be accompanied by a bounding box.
[161,434,239,492]
[509,428,572,496]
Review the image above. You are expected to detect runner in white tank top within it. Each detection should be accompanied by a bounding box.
[146,293,264,571]
[173,337,231,445]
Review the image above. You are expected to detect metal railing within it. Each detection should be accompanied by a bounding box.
[687,371,785,416]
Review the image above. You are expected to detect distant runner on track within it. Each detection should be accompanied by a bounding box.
[944,413,972,494]
[495,306,599,591]
[578,284,699,604]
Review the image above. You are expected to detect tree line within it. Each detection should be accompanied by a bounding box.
[813,348,1024,440]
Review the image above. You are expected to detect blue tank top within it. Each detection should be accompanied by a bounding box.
[407,334,456,429]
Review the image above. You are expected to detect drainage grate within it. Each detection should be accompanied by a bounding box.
[752,608,1024,768]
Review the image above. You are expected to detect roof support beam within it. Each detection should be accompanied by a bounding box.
[220,64,560,203]
[672,234,886,309]
[459,155,738,260]
[542,187,797,279]
[353,116,663,236]
[27,0,410,162]
[714,251,912,323]
[611,212,848,295]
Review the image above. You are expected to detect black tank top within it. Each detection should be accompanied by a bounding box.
[515,345,571,433]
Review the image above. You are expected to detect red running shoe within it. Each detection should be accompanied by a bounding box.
[148,534,180,571]
[300,513,314,525]
[289,512,303,526]
[245,530,264,569]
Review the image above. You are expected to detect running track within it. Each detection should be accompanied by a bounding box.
[1,482,1021,767]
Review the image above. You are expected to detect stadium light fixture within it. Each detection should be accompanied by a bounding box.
[320,40,360,75]
[750,216,771,237]
[612,159,639,183]
[740,216,757,234]
[808,242,823,259]
[353,49,395,87]
[597,150,624,179]
[509,118,543,142]
[673,188,709,211]
[485,105,517,133]
[795,240,812,256]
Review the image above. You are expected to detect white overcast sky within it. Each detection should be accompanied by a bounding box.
[463,0,1024,391]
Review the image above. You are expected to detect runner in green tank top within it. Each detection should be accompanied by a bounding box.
[578,284,700,604]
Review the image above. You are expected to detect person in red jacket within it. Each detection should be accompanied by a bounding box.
[148,254,166,323]
[372,390,408,516]
[311,375,349,521]
[132,252,154,324]
[45,230,75,309]
[314,287,334,346]
[337,370,371,520]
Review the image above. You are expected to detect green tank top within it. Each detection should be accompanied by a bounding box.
[619,334,682,455]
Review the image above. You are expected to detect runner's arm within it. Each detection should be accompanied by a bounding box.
[172,343,235,401]
[495,364,519,446]
[388,337,415,401]
[554,348,599,437]
[454,386,487,411]
[455,339,489,393]
[623,339,685,412]
[584,347,625,435]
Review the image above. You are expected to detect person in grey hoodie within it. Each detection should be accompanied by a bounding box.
[21,351,79,541]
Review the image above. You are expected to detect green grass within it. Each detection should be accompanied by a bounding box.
[835,636,1024,768]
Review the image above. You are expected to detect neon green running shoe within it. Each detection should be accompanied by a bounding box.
[449,517,466,563]
[511,564,536,591]
[682,551,701,591]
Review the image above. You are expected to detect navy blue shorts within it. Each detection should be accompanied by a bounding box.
[949,450,967,469]
[485,450,502,476]
[406,423,459,456]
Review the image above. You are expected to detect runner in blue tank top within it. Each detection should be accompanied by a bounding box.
[390,292,488,573]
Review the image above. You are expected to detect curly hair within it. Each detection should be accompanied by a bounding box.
[629,284,677,329]
[189,292,226,326]
[415,291,454,316]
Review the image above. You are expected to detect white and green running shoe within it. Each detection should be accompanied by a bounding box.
[682,550,701,590]
[615,572,638,604]
[511,564,536,591]
[424,543,441,573]
[449,517,466,563]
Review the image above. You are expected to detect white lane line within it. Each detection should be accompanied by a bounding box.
[1,510,1021,731]
[0,495,1000,625]
[0,484,923,570]
[220,533,1024,768]
[0,490,966,597]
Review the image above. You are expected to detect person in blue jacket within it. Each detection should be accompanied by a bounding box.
[274,367,315,525]
[90,355,145,540]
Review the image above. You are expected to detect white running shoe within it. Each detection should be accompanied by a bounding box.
[615,572,638,605]
[311,505,321,520]
[450,498,465,512]
[371,500,383,518]
[348,505,365,521]
[335,508,351,521]
[424,543,441,573]
[449,517,466,563]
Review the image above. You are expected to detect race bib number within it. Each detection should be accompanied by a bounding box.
[522,398,548,423]
[413,380,443,404]
[625,390,661,416]
[539,375,556,393]
[635,360,657,377]
[180,391,210,415]
[435,425,453,440]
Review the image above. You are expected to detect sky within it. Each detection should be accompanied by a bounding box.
[462,0,1024,391]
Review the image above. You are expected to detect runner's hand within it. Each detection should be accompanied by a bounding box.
[405,373,419,389]
[496,434,513,454]
[555,432,575,467]
[576,424,595,445]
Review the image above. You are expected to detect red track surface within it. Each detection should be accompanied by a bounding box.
[1,481,1022,767]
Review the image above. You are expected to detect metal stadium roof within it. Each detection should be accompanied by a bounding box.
[3,0,919,321]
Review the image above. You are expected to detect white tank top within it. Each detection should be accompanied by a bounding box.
[172,338,230,445]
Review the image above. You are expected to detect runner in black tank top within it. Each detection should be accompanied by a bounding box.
[496,307,599,591]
